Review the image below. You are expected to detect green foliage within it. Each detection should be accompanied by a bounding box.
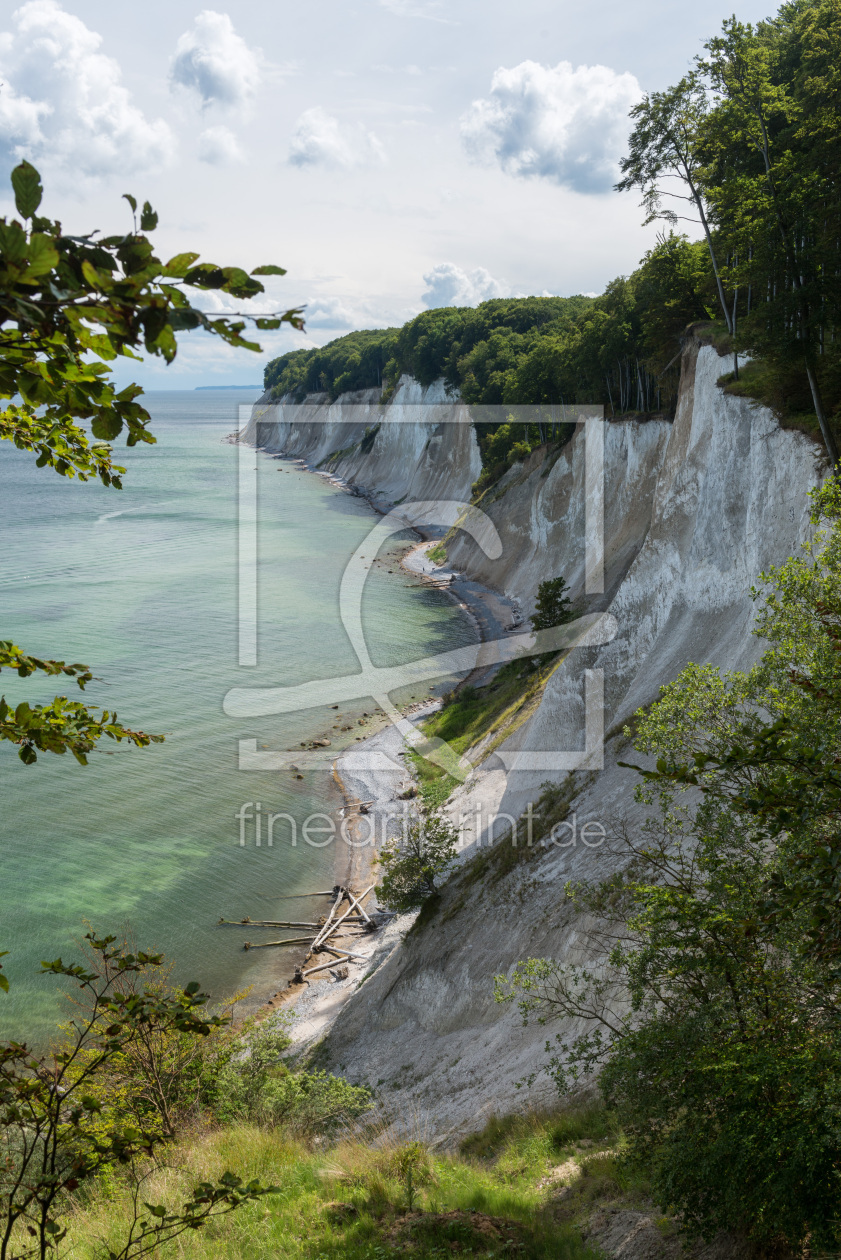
[63,1112,607,1260]
[264,328,397,401]
[500,475,841,1250]
[263,239,713,444]
[212,1019,371,1134]
[0,935,276,1260]
[404,746,459,810]
[407,659,563,809]
[398,296,592,392]
[0,641,164,765]
[424,661,550,760]
[376,810,459,911]
[59,950,369,1145]
[621,5,841,454]
[0,162,302,766]
[59,947,248,1144]
[470,421,552,495]
[0,161,302,487]
[459,1104,616,1168]
[531,577,574,634]
[390,1141,429,1210]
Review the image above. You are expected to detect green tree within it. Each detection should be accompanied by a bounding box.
[700,14,840,463]
[617,76,733,340]
[376,811,459,912]
[0,161,303,764]
[530,577,574,633]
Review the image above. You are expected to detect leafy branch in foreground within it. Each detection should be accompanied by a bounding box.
[0,161,303,487]
[0,695,162,767]
[100,1170,275,1260]
[0,161,304,765]
[0,935,276,1260]
[0,642,162,766]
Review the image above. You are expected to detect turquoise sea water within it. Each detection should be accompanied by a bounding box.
[0,391,476,1040]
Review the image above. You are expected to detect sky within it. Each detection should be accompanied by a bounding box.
[0,0,776,388]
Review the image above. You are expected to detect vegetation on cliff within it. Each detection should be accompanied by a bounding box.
[502,476,841,1251]
[264,237,710,423]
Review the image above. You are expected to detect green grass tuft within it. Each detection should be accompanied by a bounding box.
[62,1109,626,1260]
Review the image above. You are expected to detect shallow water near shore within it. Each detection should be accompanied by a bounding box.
[0,390,477,1041]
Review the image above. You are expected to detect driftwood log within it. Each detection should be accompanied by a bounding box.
[219,919,320,929]
[242,936,313,951]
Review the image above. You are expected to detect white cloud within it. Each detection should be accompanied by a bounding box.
[0,0,174,182]
[171,11,262,112]
[421,263,508,308]
[288,108,386,170]
[197,125,244,165]
[306,298,369,330]
[379,0,449,20]
[461,59,642,194]
[372,63,423,75]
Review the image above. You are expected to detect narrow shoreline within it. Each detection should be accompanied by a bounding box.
[241,451,519,1038]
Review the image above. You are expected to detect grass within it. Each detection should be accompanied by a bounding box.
[459,1105,618,1168]
[717,357,838,442]
[61,1107,632,1260]
[690,319,841,448]
[405,748,459,810]
[407,659,563,809]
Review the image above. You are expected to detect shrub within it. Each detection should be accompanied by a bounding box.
[213,1019,371,1135]
[376,810,459,912]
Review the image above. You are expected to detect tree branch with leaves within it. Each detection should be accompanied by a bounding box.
[0,160,304,765]
[0,936,277,1260]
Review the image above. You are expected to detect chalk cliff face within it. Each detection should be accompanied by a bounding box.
[241,376,482,508]
[245,340,824,1135]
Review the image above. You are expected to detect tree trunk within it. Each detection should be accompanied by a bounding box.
[686,176,733,335]
[805,359,839,468]
[731,285,739,380]
[754,121,836,465]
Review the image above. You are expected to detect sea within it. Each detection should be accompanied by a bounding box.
[0,390,477,1041]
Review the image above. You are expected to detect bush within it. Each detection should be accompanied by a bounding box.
[376,810,459,912]
[213,1019,371,1134]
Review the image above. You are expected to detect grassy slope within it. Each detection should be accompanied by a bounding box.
[65,1106,655,1260]
[698,320,841,446]
[408,658,562,809]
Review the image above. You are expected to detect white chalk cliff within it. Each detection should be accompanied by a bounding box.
[244,337,824,1134]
